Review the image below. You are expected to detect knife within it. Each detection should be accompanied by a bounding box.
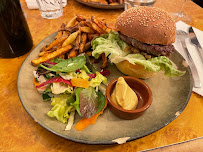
[189,27,203,63]
[176,30,201,88]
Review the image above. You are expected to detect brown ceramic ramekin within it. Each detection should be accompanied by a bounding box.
[106,76,152,120]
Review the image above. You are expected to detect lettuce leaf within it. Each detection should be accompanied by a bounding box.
[91,31,130,60]
[96,90,106,113]
[79,87,98,118]
[72,87,106,118]
[60,70,89,80]
[81,65,92,74]
[51,82,74,94]
[72,87,83,116]
[89,72,107,87]
[39,56,86,73]
[47,94,75,123]
[91,31,185,77]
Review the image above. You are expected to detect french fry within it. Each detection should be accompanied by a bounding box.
[68,48,78,58]
[106,27,112,33]
[55,31,63,39]
[58,54,65,59]
[78,21,86,27]
[91,16,108,32]
[39,46,46,52]
[87,33,100,41]
[60,24,79,33]
[78,31,82,42]
[31,45,72,66]
[57,43,62,49]
[109,2,120,5]
[62,31,79,47]
[101,53,108,68]
[66,16,77,28]
[79,26,95,34]
[88,0,108,4]
[60,23,66,29]
[91,21,106,34]
[79,33,87,53]
[39,36,68,56]
[39,48,57,57]
[83,21,92,28]
[75,33,81,50]
[86,51,92,57]
[84,20,96,32]
[84,41,91,52]
[76,15,87,22]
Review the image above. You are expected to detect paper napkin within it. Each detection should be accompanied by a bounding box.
[174,21,203,96]
[25,0,67,9]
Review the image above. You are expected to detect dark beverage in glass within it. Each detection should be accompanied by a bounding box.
[0,0,33,58]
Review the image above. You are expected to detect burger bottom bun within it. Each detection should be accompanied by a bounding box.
[115,60,156,79]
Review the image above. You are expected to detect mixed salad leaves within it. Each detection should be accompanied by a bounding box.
[33,55,110,131]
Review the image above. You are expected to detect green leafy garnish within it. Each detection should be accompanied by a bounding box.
[42,92,51,101]
[96,90,106,113]
[66,94,75,106]
[39,56,86,73]
[72,87,83,116]
[47,94,75,123]
[89,72,107,87]
[79,87,98,118]
[81,65,92,74]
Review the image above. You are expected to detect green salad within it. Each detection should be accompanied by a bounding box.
[33,55,110,130]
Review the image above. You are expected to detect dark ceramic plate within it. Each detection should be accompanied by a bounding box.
[17,32,193,144]
[76,0,124,9]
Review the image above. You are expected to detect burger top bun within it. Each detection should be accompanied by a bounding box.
[115,6,176,45]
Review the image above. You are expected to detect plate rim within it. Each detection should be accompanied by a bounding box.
[17,32,193,145]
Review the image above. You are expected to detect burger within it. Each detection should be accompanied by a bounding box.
[91,6,185,79]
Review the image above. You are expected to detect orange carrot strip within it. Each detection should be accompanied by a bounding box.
[71,78,89,89]
[33,78,41,86]
[75,98,107,131]
[74,111,103,131]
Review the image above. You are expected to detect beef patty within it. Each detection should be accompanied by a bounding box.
[119,32,175,57]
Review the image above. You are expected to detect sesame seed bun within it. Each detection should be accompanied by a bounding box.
[114,6,176,79]
[115,6,176,45]
[115,61,156,79]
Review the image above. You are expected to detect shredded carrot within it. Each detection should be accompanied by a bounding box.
[74,111,103,131]
[75,97,107,131]
[33,78,41,86]
[71,78,89,88]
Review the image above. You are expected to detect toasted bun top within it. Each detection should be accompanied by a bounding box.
[115,6,176,45]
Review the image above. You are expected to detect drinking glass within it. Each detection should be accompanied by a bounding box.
[170,0,192,23]
[124,0,156,10]
[0,0,33,58]
[36,0,63,19]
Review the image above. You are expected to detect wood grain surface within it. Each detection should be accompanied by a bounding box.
[0,0,203,151]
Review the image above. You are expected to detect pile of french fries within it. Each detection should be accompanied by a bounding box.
[31,15,112,67]
[82,0,124,5]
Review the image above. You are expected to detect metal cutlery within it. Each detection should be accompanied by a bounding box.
[176,30,201,88]
[189,26,203,63]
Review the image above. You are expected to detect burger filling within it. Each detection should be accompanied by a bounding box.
[91,31,185,77]
[118,32,175,57]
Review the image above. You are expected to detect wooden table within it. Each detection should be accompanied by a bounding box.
[0,0,203,151]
